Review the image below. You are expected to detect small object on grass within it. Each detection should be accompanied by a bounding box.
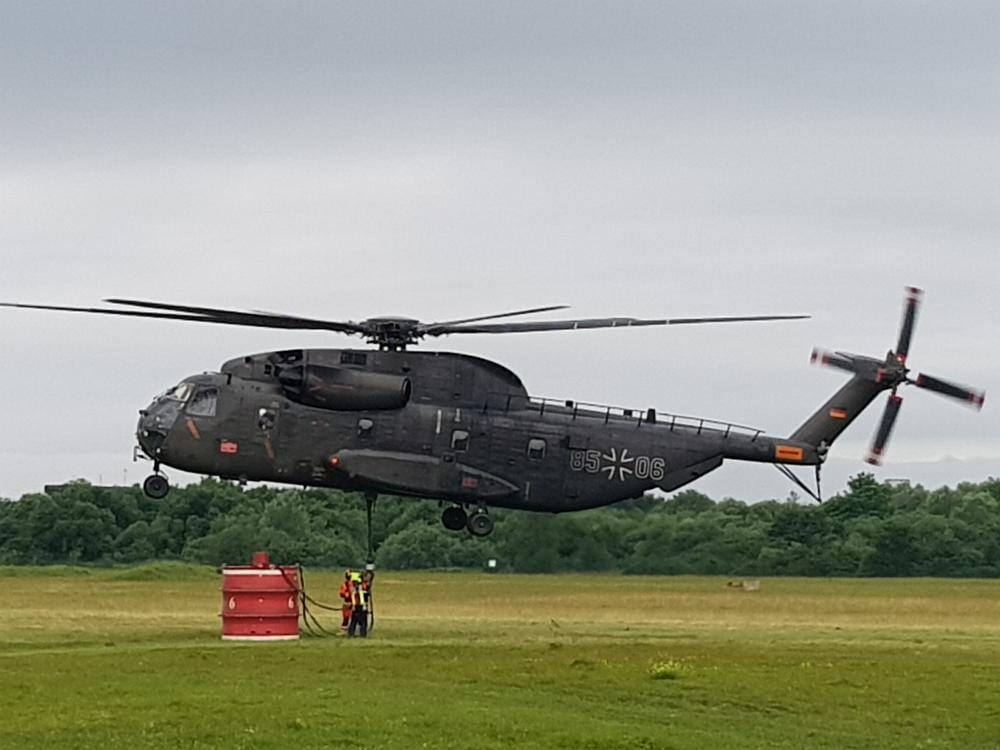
[649,659,691,680]
[726,580,761,591]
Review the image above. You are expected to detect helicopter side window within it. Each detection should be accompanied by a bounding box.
[187,388,218,417]
[257,407,277,432]
[451,430,470,452]
[341,351,367,366]
[527,438,546,461]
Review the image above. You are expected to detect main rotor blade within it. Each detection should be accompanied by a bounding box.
[105,298,366,333]
[427,314,809,336]
[419,305,570,332]
[1,300,365,333]
[866,394,903,466]
[895,286,922,362]
[0,302,234,324]
[914,373,986,409]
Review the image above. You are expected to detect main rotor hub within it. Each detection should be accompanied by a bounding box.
[361,317,423,350]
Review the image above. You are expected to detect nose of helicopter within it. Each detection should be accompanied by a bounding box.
[136,410,168,458]
[135,385,188,458]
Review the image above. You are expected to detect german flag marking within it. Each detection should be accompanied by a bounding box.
[829,408,848,420]
[775,445,805,461]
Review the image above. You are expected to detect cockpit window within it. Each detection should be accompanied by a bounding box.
[163,383,193,402]
[187,388,218,417]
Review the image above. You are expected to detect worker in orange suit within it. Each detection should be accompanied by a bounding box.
[339,569,353,634]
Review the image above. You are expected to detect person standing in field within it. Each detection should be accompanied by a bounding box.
[361,568,374,597]
[339,569,353,634]
[348,571,370,638]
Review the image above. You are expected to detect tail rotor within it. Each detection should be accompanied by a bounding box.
[810,287,985,466]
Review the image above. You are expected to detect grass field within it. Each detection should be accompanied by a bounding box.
[2,565,1000,749]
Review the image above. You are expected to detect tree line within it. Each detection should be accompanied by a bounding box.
[1,474,999,576]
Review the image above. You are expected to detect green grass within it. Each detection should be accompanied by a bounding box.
[2,570,1000,749]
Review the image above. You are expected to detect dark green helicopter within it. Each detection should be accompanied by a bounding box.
[0,288,984,542]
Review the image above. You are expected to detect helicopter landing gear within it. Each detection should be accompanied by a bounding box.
[142,473,170,500]
[466,508,494,537]
[441,505,468,531]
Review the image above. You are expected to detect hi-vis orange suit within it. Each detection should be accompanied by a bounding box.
[339,572,353,631]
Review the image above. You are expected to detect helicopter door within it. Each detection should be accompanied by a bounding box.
[488,421,566,508]
[431,408,467,493]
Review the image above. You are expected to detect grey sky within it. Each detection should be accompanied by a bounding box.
[1,2,997,501]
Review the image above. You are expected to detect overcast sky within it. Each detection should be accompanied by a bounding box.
[1,2,997,502]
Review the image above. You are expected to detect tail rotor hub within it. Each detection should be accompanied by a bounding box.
[877,353,909,389]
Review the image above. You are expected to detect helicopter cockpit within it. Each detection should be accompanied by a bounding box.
[136,375,220,459]
[137,382,190,457]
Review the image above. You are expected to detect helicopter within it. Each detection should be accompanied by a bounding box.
[0,288,984,546]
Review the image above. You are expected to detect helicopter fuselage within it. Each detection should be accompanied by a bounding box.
[3,289,981,537]
[136,348,820,514]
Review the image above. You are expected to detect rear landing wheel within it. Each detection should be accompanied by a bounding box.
[143,474,170,500]
[442,505,468,531]
[467,510,494,537]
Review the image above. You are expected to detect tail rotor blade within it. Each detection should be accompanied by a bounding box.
[915,373,986,410]
[810,348,858,374]
[895,287,922,362]
[866,394,904,466]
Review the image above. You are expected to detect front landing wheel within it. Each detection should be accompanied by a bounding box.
[143,474,170,500]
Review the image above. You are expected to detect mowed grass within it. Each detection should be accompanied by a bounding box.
[1,566,1000,749]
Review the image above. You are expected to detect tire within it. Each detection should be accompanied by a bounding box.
[467,511,494,537]
[442,506,468,531]
[143,474,170,500]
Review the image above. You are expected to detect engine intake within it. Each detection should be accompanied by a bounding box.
[278,364,411,411]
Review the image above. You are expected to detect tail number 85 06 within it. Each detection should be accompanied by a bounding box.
[569,449,666,481]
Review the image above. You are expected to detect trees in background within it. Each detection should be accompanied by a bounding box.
[1,474,999,575]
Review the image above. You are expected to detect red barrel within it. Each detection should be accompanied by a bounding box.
[221,552,300,641]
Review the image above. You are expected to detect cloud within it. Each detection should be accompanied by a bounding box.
[1,1,997,500]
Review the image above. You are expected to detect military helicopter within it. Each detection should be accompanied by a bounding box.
[1,288,984,545]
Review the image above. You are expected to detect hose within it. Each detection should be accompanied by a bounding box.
[278,564,375,637]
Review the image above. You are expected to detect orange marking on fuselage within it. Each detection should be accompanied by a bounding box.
[775,445,804,462]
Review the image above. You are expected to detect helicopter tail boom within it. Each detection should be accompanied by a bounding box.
[787,376,888,450]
